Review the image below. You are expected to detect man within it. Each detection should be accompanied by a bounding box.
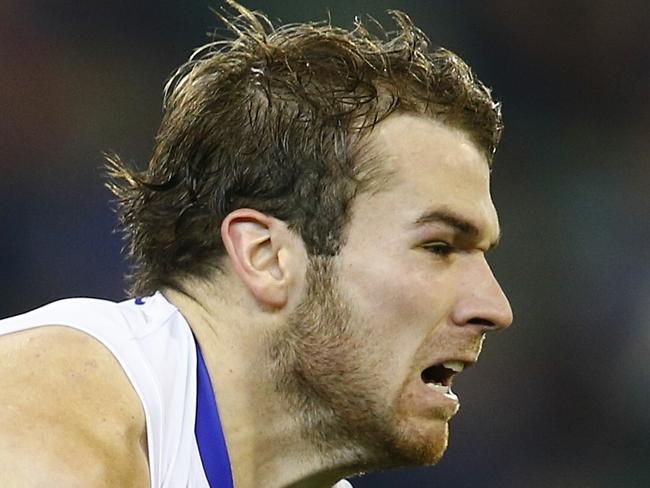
[0,2,512,487]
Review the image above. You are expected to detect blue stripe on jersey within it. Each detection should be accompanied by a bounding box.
[194,340,234,488]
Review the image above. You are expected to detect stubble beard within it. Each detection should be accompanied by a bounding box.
[268,256,447,471]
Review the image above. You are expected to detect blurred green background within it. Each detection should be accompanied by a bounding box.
[1,1,648,486]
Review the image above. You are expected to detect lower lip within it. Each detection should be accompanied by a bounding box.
[402,379,460,419]
[420,381,459,406]
[424,382,459,403]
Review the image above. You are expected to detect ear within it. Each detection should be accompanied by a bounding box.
[220,209,300,309]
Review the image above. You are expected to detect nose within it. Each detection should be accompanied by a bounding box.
[451,255,513,332]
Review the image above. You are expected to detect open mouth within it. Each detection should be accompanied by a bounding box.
[421,360,465,397]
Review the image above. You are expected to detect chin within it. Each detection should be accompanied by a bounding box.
[382,417,450,468]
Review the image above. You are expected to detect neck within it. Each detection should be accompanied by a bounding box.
[161,284,360,488]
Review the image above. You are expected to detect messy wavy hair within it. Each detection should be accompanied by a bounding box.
[106,0,503,296]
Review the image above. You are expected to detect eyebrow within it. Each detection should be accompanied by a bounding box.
[412,208,501,249]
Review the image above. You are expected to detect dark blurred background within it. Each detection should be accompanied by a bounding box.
[1,1,648,486]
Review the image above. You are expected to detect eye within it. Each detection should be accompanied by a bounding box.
[423,241,455,256]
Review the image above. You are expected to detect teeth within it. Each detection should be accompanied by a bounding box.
[442,360,465,373]
[426,382,458,401]
[426,382,448,393]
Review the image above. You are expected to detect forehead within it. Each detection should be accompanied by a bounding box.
[354,113,499,239]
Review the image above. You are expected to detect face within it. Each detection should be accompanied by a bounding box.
[272,113,513,469]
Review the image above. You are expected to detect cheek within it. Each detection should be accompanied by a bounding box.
[342,250,452,354]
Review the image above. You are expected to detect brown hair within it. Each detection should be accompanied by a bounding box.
[106,1,503,296]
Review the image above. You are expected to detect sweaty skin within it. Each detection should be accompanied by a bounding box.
[0,326,149,487]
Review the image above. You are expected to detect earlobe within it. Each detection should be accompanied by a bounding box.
[221,209,289,308]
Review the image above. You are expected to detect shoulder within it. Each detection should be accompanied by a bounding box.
[0,325,149,487]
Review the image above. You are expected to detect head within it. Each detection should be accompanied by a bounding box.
[106,1,502,297]
[107,0,510,471]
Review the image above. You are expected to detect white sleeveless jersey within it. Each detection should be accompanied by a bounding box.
[0,292,209,487]
[0,292,354,488]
